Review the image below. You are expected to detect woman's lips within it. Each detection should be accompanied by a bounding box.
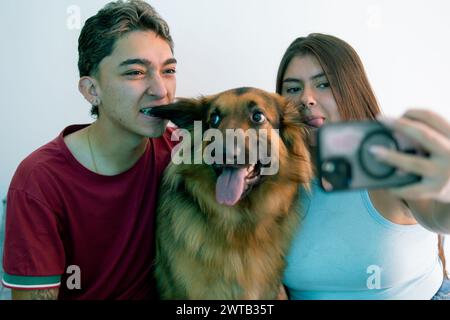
[304,117,325,128]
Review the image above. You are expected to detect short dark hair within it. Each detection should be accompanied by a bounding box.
[78,0,174,117]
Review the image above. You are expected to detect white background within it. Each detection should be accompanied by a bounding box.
[1,0,450,205]
[1,0,450,300]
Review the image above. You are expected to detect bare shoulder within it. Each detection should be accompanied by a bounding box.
[368,189,418,225]
[12,288,59,300]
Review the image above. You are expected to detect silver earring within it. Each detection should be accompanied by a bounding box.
[91,98,100,106]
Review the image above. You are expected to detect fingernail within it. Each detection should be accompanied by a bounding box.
[369,145,388,157]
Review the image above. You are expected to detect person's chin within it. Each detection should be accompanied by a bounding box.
[144,119,169,138]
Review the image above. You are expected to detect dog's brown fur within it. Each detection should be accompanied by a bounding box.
[151,87,312,299]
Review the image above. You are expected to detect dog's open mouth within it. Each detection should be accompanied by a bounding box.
[213,163,263,206]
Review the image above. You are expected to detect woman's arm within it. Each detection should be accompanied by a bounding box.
[370,109,450,234]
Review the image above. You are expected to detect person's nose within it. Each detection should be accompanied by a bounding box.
[300,86,317,109]
[146,73,168,99]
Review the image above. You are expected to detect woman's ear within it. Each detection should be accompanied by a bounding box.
[78,76,101,106]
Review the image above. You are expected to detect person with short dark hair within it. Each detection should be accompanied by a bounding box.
[2,0,177,300]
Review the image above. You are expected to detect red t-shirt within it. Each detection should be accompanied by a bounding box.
[2,125,176,299]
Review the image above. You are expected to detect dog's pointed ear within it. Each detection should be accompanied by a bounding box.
[148,97,209,129]
[280,100,310,156]
[280,98,313,187]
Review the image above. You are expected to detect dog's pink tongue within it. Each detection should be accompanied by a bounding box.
[216,167,247,206]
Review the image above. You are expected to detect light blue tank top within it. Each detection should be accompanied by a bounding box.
[284,180,443,300]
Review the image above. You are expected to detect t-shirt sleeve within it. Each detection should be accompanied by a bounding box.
[2,188,65,290]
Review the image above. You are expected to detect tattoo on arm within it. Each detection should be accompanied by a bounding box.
[12,288,59,300]
[30,289,59,300]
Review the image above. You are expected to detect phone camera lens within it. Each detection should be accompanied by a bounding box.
[321,158,352,190]
[322,162,335,173]
[359,130,397,179]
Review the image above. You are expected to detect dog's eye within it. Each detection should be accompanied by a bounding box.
[251,111,266,124]
[210,113,221,128]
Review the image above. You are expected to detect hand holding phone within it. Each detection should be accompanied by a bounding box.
[316,121,427,192]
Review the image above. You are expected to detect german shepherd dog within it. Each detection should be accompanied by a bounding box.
[149,87,312,299]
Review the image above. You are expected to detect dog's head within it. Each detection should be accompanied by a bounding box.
[150,87,312,206]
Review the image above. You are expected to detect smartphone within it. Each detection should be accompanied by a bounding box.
[316,121,425,192]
